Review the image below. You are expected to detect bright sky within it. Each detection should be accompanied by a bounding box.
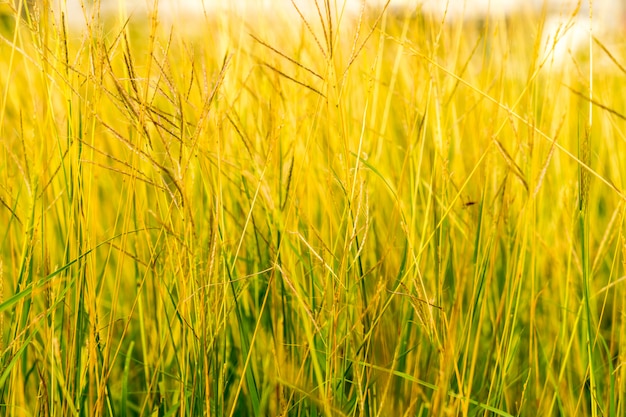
[56,0,625,45]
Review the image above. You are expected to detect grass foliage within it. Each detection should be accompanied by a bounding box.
[0,0,625,415]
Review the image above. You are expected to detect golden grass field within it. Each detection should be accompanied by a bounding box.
[0,1,625,416]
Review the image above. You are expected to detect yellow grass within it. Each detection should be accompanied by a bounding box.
[0,1,624,415]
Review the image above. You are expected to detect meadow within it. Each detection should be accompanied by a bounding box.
[0,0,625,416]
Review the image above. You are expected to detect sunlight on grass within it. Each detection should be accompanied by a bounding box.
[0,0,624,416]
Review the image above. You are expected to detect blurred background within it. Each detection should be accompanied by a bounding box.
[29,0,623,64]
